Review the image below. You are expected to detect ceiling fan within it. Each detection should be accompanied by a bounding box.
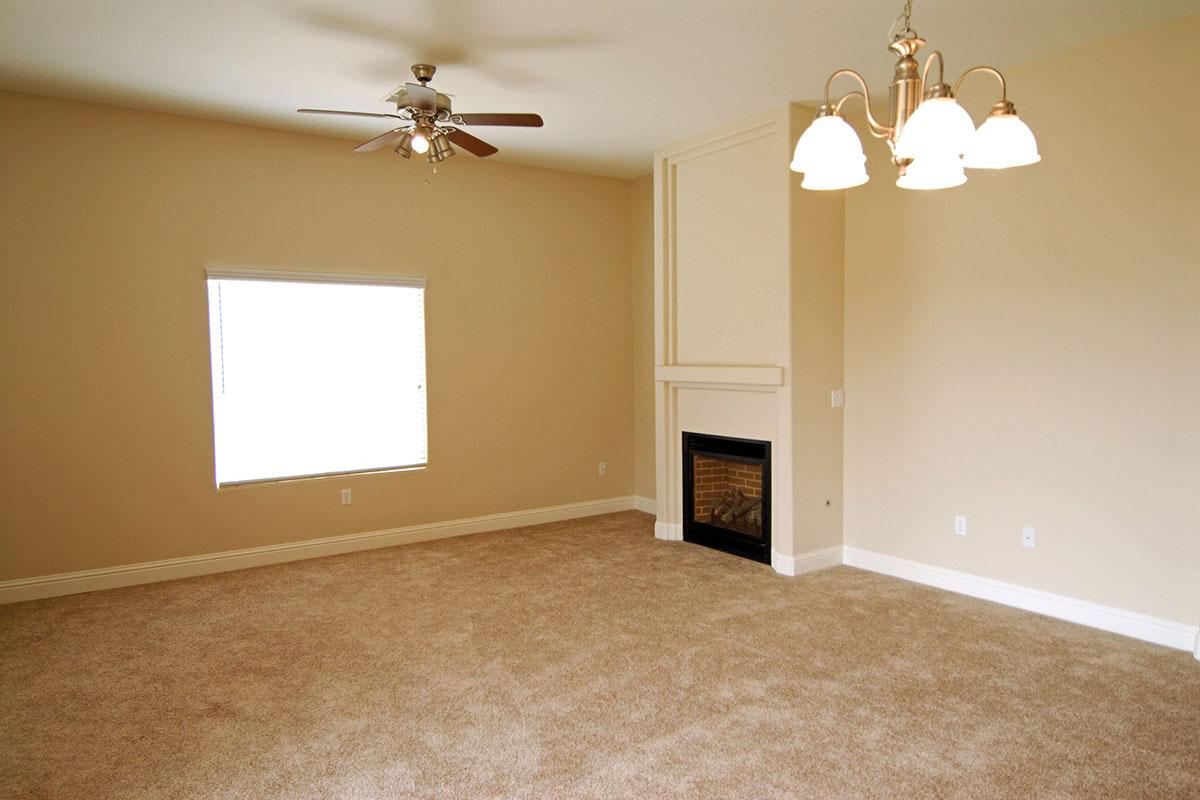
[298,64,543,162]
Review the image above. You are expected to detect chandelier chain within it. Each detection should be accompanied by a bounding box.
[891,0,916,40]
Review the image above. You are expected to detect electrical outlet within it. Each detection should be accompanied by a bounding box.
[1022,526,1035,548]
[340,488,352,506]
[954,515,967,536]
[831,389,845,408]
[598,462,607,477]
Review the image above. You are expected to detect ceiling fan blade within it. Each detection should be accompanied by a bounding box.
[354,128,408,152]
[456,113,544,128]
[406,83,438,112]
[445,128,499,158]
[298,108,403,120]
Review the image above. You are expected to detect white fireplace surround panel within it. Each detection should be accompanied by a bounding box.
[653,108,795,570]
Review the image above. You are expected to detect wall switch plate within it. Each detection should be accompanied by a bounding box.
[340,489,352,506]
[1022,526,1035,548]
[598,462,607,476]
[831,390,845,408]
[954,515,968,536]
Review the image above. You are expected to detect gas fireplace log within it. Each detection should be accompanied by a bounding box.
[731,496,761,518]
[745,505,763,531]
[715,490,743,523]
[715,496,762,526]
[709,491,763,526]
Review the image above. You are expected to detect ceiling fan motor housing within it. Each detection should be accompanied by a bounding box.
[411,64,437,83]
[386,88,453,115]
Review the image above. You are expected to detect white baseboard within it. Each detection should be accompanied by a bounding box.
[0,495,641,605]
[632,495,657,515]
[654,522,682,541]
[8,508,1196,658]
[772,546,843,577]
[843,546,1199,654]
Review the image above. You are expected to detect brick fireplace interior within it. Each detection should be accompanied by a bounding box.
[692,455,765,537]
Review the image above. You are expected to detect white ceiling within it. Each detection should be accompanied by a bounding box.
[2,0,1198,178]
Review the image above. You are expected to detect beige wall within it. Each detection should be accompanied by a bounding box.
[844,15,1200,624]
[789,105,845,554]
[0,91,634,581]
[630,175,656,501]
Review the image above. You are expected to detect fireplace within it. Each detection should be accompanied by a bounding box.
[682,432,771,563]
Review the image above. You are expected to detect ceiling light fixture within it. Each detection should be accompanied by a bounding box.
[790,0,1040,191]
[299,64,541,167]
[428,132,456,163]
[410,121,434,155]
[393,130,415,159]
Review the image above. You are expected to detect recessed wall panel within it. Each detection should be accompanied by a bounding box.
[673,134,784,365]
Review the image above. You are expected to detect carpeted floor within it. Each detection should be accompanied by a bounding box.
[2,511,1198,799]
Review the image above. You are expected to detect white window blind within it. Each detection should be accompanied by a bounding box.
[205,269,427,486]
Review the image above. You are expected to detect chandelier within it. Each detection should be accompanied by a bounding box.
[790,1,1040,191]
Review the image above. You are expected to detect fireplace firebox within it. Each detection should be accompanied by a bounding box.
[682,432,771,563]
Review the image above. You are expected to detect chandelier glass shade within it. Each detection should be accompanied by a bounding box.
[801,162,870,191]
[964,109,1041,169]
[790,115,869,190]
[790,1,1039,191]
[895,153,967,190]
[894,97,975,159]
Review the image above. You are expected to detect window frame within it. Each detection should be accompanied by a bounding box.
[204,266,429,488]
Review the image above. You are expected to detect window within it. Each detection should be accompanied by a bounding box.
[205,268,427,486]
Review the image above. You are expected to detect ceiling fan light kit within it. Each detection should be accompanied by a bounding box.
[392,130,415,159]
[409,121,434,155]
[297,63,543,167]
[429,131,456,162]
[791,0,1040,191]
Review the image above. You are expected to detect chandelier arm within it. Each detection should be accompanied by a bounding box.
[823,69,893,137]
[921,51,945,88]
[952,66,1008,102]
[833,92,893,140]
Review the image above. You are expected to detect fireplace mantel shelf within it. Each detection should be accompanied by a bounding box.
[655,365,784,387]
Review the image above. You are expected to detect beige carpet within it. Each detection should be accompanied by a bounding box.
[2,511,1198,799]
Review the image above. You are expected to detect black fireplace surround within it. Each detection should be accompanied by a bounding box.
[682,432,771,564]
